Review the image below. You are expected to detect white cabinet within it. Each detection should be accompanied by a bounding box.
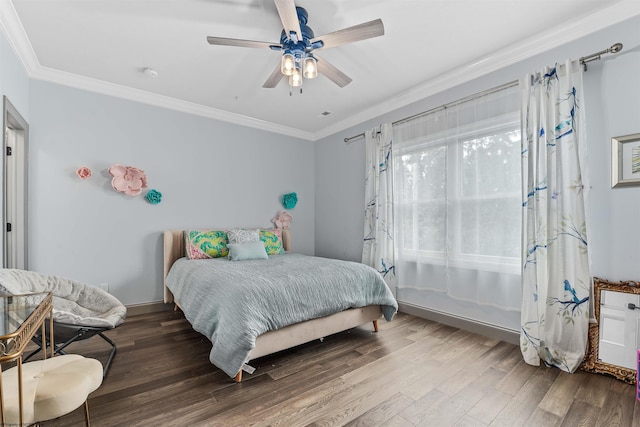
[599,289,640,370]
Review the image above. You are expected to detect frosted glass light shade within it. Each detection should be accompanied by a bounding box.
[289,68,303,87]
[303,56,317,79]
[281,53,295,76]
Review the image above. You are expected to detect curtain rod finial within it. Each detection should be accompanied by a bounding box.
[610,43,623,53]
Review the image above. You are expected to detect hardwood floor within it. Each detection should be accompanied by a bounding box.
[33,310,638,426]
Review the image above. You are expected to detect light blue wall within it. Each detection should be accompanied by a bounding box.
[26,81,315,306]
[0,25,315,308]
[583,30,640,281]
[0,27,30,270]
[315,16,640,328]
[0,29,29,120]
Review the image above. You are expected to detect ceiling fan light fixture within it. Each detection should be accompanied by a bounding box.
[303,56,317,79]
[289,68,303,87]
[281,52,295,76]
[206,1,384,92]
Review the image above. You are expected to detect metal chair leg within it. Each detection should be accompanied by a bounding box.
[24,327,117,377]
[97,332,117,377]
[53,329,91,354]
[24,329,88,361]
[84,400,91,427]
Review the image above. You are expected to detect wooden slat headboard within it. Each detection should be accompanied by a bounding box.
[163,229,291,303]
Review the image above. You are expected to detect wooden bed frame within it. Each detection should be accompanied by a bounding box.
[162,229,383,382]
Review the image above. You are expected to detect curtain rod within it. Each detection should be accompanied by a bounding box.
[344,42,623,144]
[579,42,623,71]
[344,132,365,144]
[344,80,517,143]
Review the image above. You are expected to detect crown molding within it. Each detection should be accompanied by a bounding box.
[0,0,315,141]
[313,1,640,141]
[1,0,638,143]
[0,0,39,73]
[30,65,316,140]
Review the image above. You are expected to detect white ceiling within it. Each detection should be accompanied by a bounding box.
[1,0,638,140]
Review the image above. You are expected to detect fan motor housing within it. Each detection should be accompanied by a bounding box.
[280,7,314,47]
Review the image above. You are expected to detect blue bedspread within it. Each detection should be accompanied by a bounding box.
[166,253,398,378]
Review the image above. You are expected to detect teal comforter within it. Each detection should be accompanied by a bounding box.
[166,253,397,378]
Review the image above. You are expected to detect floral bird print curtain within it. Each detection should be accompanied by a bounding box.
[520,59,592,373]
[362,123,397,294]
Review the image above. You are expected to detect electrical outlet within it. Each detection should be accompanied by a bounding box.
[95,282,109,292]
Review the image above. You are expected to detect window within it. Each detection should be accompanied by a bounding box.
[393,83,522,324]
[395,117,521,271]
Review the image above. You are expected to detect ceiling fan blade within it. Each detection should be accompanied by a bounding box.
[263,63,284,88]
[312,19,384,50]
[207,36,278,49]
[274,0,302,41]
[316,56,352,88]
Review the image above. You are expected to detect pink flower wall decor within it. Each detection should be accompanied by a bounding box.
[76,167,92,180]
[272,210,293,230]
[108,164,148,196]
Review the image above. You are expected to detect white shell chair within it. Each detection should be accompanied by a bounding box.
[0,269,127,377]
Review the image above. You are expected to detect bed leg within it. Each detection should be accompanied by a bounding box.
[234,371,242,383]
[173,304,178,312]
[372,320,379,332]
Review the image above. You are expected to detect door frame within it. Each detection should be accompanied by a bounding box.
[3,96,29,269]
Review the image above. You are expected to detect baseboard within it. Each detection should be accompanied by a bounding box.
[398,302,520,345]
[125,301,173,317]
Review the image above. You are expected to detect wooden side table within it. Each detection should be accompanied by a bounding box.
[0,292,53,426]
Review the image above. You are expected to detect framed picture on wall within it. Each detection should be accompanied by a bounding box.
[612,133,640,188]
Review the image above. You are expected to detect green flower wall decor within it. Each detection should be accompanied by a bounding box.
[145,189,162,205]
[282,192,297,209]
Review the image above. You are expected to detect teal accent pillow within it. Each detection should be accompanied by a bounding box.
[227,242,269,261]
[185,230,229,259]
[259,229,285,255]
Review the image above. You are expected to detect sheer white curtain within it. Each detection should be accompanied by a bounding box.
[362,123,397,293]
[393,84,522,329]
[520,59,591,373]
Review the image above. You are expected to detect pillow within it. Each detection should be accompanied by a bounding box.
[184,230,229,259]
[227,228,260,244]
[259,229,285,255]
[227,242,269,261]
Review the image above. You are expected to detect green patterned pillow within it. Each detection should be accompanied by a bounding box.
[185,230,229,259]
[259,229,285,255]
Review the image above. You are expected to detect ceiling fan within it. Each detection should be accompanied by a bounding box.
[206,0,384,91]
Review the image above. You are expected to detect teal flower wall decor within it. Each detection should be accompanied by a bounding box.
[145,189,162,205]
[282,192,298,209]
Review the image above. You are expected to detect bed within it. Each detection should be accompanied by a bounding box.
[163,228,397,382]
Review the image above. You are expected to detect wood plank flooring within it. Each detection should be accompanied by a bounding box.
[29,310,639,426]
